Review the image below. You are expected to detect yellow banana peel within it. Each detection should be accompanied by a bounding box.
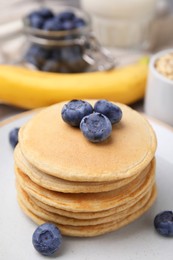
[0,62,148,109]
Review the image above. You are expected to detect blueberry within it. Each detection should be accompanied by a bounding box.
[61,46,88,73]
[25,44,51,67]
[32,223,62,256]
[61,46,80,61]
[74,18,86,28]
[28,8,54,20]
[62,21,75,30]
[25,45,43,57]
[43,18,62,31]
[42,60,60,72]
[57,11,76,22]
[61,100,93,127]
[52,49,61,61]
[43,18,56,31]
[53,15,63,24]
[28,11,41,20]
[80,112,112,142]
[154,211,173,237]
[94,100,122,125]
[9,128,19,149]
[38,8,54,19]
[29,15,44,29]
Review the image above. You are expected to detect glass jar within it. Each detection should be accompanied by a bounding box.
[22,6,115,73]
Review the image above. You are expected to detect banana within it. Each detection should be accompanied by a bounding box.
[0,62,148,109]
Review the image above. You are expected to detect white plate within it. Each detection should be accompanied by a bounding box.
[1,112,173,260]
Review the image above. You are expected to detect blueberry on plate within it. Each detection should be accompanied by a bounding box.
[80,112,112,143]
[94,100,122,125]
[9,128,20,149]
[154,211,173,237]
[61,100,93,127]
[32,223,62,256]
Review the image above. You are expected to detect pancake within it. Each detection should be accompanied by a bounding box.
[16,182,153,226]
[17,185,157,237]
[29,187,152,220]
[18,101,157,182]
[15,159,155,213]
[14,100,157,237]
[14,145,150,193]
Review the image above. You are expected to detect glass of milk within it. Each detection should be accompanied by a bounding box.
[81,0,158,49]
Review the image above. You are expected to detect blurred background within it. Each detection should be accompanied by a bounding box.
[0,0,173,61]
[0,0,173,121]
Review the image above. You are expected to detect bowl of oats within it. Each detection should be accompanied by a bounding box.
[145,49,173,126]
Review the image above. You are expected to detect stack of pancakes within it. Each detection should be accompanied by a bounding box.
[14,101,157,237]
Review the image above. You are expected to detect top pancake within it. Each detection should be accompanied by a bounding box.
[19,101,157,182]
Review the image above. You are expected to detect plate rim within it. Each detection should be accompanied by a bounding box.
[0,109,39,127]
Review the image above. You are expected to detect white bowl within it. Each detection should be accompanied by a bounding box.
[144,49,173,126]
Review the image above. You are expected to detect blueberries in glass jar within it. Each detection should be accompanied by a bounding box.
[57,11,76,22]
[74,18,86,28]
[28,11,41,22]
[28,8,54,28]
[28,8,86,31]
[52,49,61,61]
[43,18,64,31]
[24,55,41,69]
[43,18,57,31]
[53,15,75,31]
[58,66,71,74]
[42,60,60,72]
[61,46,88,73]
[29,15,44,29]
[25,44,51,68]
[38,7,54,19]
[26,8,88,73]
[62,21,75,31]
[26,44,41,56]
